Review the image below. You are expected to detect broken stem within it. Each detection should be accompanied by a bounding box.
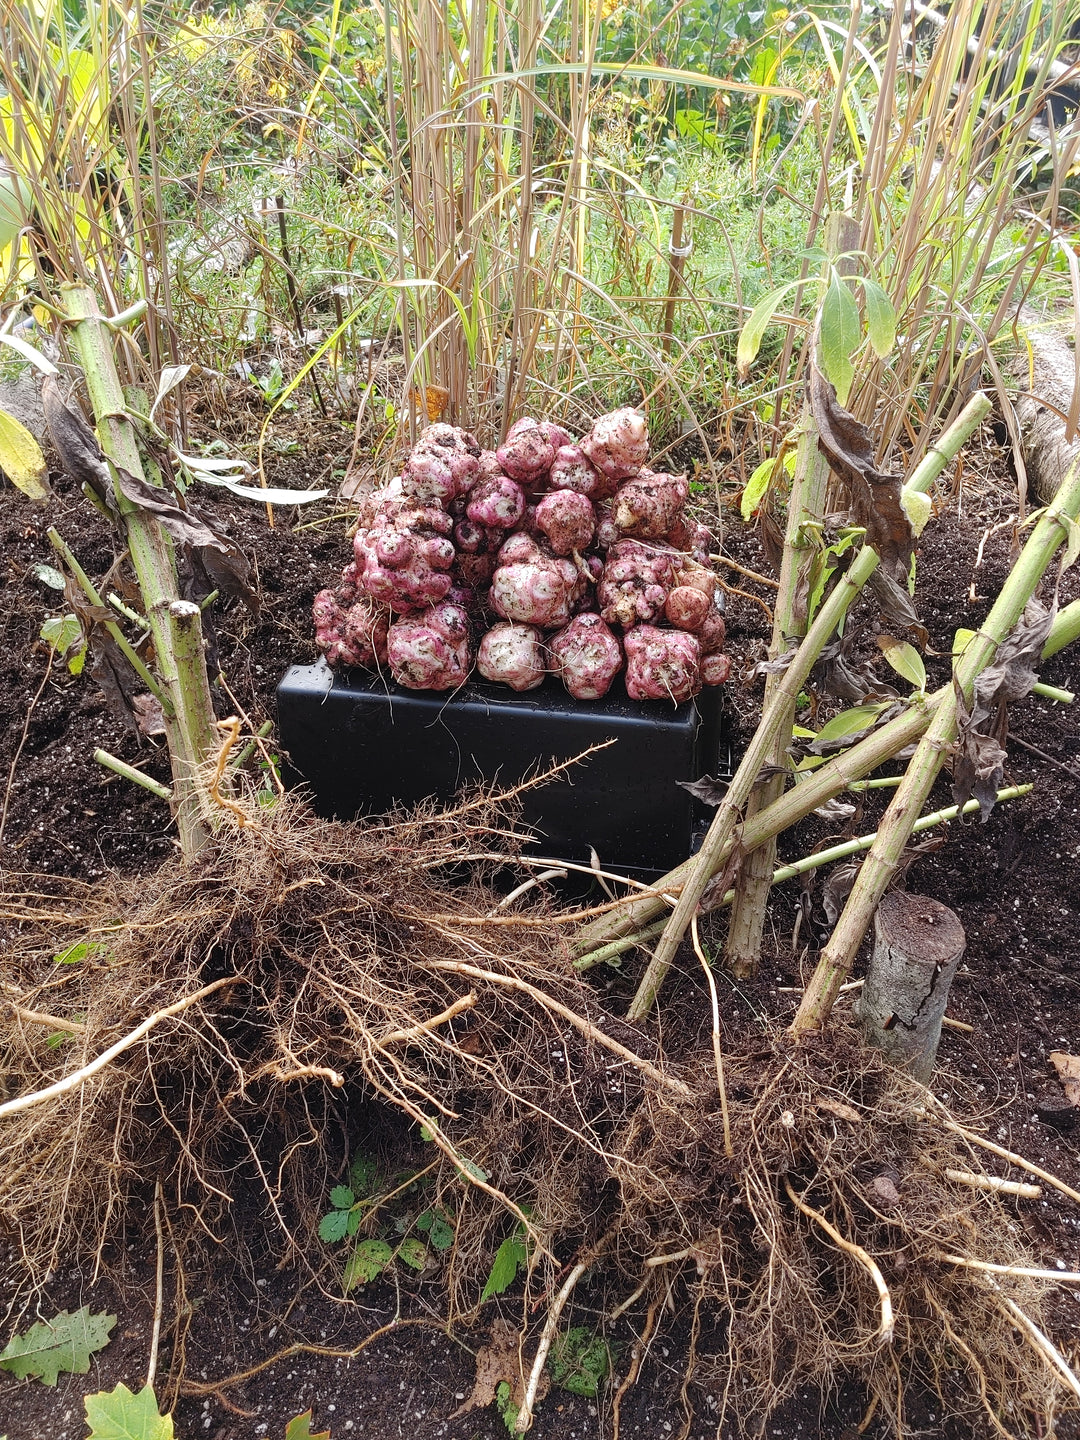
[792,457,1080,1033]
[94,749,174,802]
[628,542,882,1022]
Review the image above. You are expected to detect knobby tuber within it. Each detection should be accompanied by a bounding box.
[314,413,730,702]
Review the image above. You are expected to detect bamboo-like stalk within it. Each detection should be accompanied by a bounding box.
[575,785,1031,971]
[626,542,882,1022]
[61,283,218,859]
[574,595,1080,959]
[793,458,1080,1033]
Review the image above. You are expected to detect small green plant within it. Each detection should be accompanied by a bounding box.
[481,1223,529,1302]
[318,1151,454,1291]
[84,1382,173,1440]
[547,1327,615,1399]
[494,1380,519,1435]
[0,1307,114,1385]
[40,613,87,676]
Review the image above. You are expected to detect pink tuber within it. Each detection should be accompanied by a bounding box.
[701,651,732,686]
[477,622,547,691]
[401,423,481,504]
[546,444,602,498]
[496,418,556,486]
[466,474,526,530]
[355,502,456,613]
[314,589,390,669]
[624,625,701,703]
[535,489,595,556]
[597,540,676,628]
[548,614,623,700]
[664,585,712,632]
[386,601,473,690]
[580,407,649,483]
[490,534,582,628]
[612,468,689,541]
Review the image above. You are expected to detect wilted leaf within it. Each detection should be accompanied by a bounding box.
[816,1096,863,1124]
[677,774,729,806]
[822,860,860,925]
[1049,1052,1080,1107]
[736,278,805,379]
[877,636,926,691]
[867,570,927,647]
[813,796,856,822]
[809,365,913,584]
[132,694,167,738]
[0,406,49,500]
[84,1382,173,1440]
[31,563,66,590]
[449,1317,547,1420]
[42,376,115,512]
[0,1307,115,1385]
[149,364,192,422]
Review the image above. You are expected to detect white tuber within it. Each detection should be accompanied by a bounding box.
[477,622,547,691]
[386,602,473,690]
[624,625,701,703]
[580,407,649,483]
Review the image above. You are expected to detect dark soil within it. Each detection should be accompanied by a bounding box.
[1,392,1078,1440]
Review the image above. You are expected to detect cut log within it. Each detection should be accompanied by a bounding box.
[855,891,966,1083]
[1009,308,1079,506]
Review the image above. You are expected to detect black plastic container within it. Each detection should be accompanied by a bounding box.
[276,661,724,875]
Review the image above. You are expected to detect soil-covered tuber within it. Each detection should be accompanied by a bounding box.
[386,602,473,690]
[548,614,623,699]
[624,625,701,702]
[613,468,689,541]
[496,418,557,486]
[535,489,595,556]
[580,407,649,483]
[355,502,456,613]
[490,534,582,628]
[466,475,526,530]
[401,423,481,504]
[597,540,676,628]
[477,622,547,691]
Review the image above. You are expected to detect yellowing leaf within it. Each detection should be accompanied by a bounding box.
[876,635,926,691]
[901,486,932,537]
[285,1412,330,1440]
[0,406,49,500]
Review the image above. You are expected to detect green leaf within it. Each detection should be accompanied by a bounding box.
[318,1209,350,1244]
[877,636,926,691]
[346,1209,363,1237]
[343,1238,393,1290]
[328,1186,355,1210]
[40,614,83,657]
[736,278,810,378]
[0,1307,115,1385]
[349,1154,377,1194]
[548,1328,613,1399]
[819,273,860,404]
[740,456,778,521]
[428,1212,455,1252]
[84,1383,173,1440]
[396,1238,428,1271]
[284,1411,330,1440]
[53,939,107,965]
[901,487,933,537]
[481,1233,528,1302]
[953,628,976,671]
[862,278,896,359]
[812,704,891,745]
[0,406,49,501]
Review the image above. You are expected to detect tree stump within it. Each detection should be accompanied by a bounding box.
[855,891,966,1083]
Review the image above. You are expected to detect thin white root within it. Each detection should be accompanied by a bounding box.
[645,1247,697,1268]
[609,1279,650,1320]
[945,1169,1041,1198]
[999,1296,1080,1401]
[427,961,690,1096]
[146,1181,165,1390]
[0,976,244,1120]
[920,1109,1080,1206]
[6,1003,86,1034]
[936,1253,1080,1283]
[515,1261,589,1432]
[785,1179,894,1344]
[381,993,477,1045]
[691,915,732,1157]
[494,871,567,912]
[941,1016,974,1033]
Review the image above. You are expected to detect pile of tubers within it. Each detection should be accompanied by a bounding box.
[313,408,730,702]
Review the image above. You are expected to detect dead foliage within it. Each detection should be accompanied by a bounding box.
[0,791,1072,1434]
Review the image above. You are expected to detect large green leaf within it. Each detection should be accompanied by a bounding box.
[342,1238,393,1290]
[84,1383,173,1440]
[736,278,809,379]
[0,1307,114,1385]
[862,278,896,359]
[0,406,49,501]
[877,636,926,691]
[819,273,860,404]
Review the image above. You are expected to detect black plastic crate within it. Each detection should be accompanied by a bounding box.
[276,661,724,875]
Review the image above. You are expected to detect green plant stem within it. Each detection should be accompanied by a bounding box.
[47,528,172,712]
[902,393,993,495]
[61,283,217,859]
[575,784,1031,971]
[229,720,274,770]
[1032,681,1073,703]
[94,749,173,801]
[574,597,1080,962]
[626,542,881,1023]
[792,458,1080,1033]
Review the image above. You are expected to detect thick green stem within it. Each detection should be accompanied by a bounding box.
[792,458,1080,1033]
[902,393,993,496]
[726,415,832,976]
[94,749,174,801]
[626,543,881,1022]
[574,597,1080,960]
[61,283,218,859]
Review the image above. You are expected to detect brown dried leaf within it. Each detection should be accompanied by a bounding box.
[449,1318,546,1419]
[42,376,115,513]
[677,775,728,807]
[867,571,928,649]
[809,365,913,583]
[132,692,167,737]
[90,632,138,731]
[1049,1051,1080,1107]
[822,860,860,925]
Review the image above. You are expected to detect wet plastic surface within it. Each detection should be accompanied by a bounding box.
[277,662,725,875]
